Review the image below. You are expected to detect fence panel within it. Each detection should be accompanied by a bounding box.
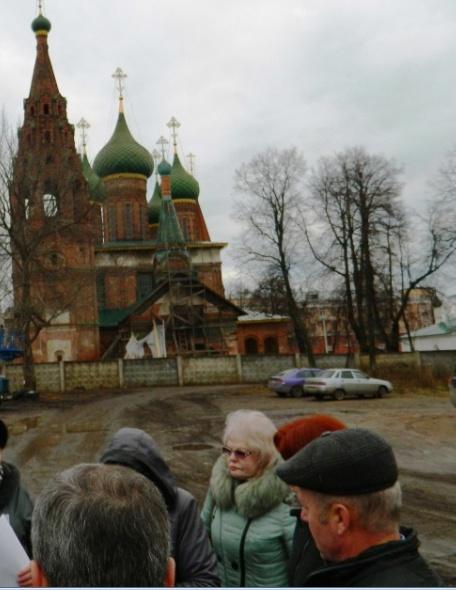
[64,361,119,390]
[241,355,295,383]
[124,359,178,386]
[183,356,238,385]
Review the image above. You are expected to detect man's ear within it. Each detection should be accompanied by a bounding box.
[30,560,48,587]
[164,557,175,588]
[330,502,351,536]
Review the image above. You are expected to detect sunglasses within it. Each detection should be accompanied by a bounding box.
[222,446,254,459]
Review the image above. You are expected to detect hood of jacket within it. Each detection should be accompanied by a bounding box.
[209,454,290,519]
[0,462,20,510]
[100,427,177,509]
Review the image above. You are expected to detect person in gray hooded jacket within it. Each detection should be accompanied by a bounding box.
[100,427,220,587]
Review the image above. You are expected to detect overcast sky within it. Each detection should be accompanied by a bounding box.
[2,1,456,288]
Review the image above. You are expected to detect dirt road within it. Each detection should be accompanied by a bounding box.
[2,385,455,584]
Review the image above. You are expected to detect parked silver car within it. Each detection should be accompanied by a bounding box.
[304,368,393,401]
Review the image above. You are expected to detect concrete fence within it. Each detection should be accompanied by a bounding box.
[3,350,454,393]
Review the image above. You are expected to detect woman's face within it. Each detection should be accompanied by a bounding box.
[223,438,263,480]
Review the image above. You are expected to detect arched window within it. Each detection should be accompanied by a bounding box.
[43,104,49,115]
[264,336,278,354]
[124,203,133,240]
[245,337,258,354]
[43,193,58,217]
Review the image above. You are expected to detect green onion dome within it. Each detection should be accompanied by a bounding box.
[93,111,154,179]
[32,14,51,34]
[81,153,106,203]
[157,159,172,176]
[170,153,199,200]
[148,181,162,224]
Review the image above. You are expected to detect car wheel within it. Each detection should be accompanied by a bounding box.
[334,389,345,401]
[377,386,387,399]
[276,391,286,398]
[356,393,365,399]
[290,385,303,398]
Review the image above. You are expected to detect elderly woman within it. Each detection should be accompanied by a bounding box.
[274,414,346,586]
[201,410,295,587]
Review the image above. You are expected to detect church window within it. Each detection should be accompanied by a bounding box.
[108,206,117,241]
[43,193,58,217]
[137,273,153,301]
[264,336,278,354]
[24,197,30,220]
[44,130,51,144]
[181,218,190,240]
[245,337,258,354]
[30,106,35,116]
[124,204,133,240]
[43,104,49,115]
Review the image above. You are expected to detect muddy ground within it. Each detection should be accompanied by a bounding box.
[1,384,455,585]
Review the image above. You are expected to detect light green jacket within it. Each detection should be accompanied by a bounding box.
[201,456,295,587]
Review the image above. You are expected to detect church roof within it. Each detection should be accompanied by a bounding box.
[148,181,162,224]
[93,111,154,179]
[81,153,106,203]
[170,153,200,200]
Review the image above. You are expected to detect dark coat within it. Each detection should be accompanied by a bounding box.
[303,527,444,588]
[100,427,220,587]
[288,508,325,586]
[0,462,33,557]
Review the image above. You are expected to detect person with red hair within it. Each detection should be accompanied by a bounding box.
[274,414,346,586]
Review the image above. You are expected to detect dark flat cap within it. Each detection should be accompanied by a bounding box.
[276,428,398,495]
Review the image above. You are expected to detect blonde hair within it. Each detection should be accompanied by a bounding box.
[223,410,279,469]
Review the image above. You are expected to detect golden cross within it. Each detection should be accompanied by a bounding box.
[76,118,90,153]
[187,152,196,175]
[156,136,169,159]
[112,67,127,100]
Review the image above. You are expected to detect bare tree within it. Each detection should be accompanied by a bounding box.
[0,112,98,388]
[233,147,315,365]
[306,146,456,367]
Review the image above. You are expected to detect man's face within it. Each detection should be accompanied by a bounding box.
[292,486,340,561]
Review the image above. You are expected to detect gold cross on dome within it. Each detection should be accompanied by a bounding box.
[166,116,180,152]
[112,67,127,100]
[156,136,169,159]
[76,118,90,153]
[37,0,44,15]
[187,152,196,175]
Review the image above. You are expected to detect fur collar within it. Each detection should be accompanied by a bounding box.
[209,455,290,519]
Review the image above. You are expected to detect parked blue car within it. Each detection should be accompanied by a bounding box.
[268,367,322,398]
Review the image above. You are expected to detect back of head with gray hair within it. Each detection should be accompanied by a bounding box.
[32,463,170,587]
[313,481,402,533]
[223,409,279,468]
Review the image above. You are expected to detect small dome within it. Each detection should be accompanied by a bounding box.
[148,181,162,224]
[81,153,106,203]
[93,111,153,179]
[170,153,199,200]
[32,14,51,33]
[158,159,172,176]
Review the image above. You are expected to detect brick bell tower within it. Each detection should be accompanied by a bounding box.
[10,6,100,362]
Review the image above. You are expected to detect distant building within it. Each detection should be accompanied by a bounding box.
[400,320,456,352]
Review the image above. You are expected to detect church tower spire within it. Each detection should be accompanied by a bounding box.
[29,2,60,101]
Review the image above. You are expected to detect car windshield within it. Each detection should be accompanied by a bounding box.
[320,370,336,378]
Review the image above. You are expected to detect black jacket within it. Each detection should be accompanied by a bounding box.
[288,508,325,586]
[0,462,33,557]
[100,427,220,587]
[303,527,443,587]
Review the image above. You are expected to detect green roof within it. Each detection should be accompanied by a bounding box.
[32,14,51,33]
[148,181,162,224]
[170,153,199,200]
[81,153,106,203]
[158,159,172,176]
[93,111,153,179]
[99,307,133,328]
[155,196,188,263]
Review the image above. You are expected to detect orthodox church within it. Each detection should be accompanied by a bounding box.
[10,8,244,362]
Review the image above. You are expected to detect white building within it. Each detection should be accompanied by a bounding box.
[400,319,456,352]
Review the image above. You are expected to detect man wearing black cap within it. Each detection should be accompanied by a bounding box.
[276,428,443,587]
